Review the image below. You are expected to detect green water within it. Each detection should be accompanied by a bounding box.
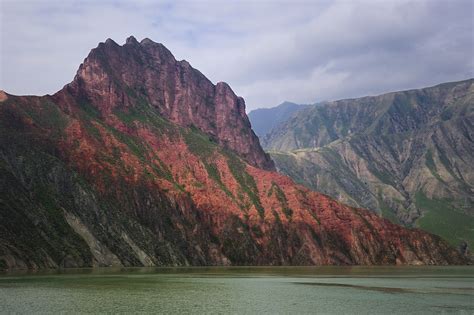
[0,266,473,314]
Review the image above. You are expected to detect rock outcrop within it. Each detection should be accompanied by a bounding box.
[55,36,274,171]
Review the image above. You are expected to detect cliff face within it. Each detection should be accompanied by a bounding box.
[0,38,468,270]
[264,80,474,248]
[57,36,274,171]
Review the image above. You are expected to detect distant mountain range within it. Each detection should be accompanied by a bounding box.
[248,102,310,137]
[251,79,474,249]
[0,37,467,270]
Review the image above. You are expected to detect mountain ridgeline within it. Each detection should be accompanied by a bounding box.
[0,37,468,270]
[61,36,274,171]
[257,79,474,249]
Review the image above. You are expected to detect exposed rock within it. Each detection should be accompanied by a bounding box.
[55,37,274,171]
[0,90,7,102]
[64,211,122,267]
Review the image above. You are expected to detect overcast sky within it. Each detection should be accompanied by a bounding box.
[1,0,473,111]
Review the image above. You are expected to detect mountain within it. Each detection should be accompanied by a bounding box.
[264,79,474,248]
[60,36,275,172]
[0,37,467,270]
[248,101,309,137]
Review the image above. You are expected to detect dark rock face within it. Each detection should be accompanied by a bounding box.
[263,79,474,248]
[56,36,274,171]
[0,38,469,270]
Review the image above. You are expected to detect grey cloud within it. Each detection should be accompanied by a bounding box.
[1,0,472,111]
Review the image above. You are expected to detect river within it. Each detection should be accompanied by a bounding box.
[0,266,473,314]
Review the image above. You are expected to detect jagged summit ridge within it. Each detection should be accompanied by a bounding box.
[125,35,139,45]
[56,36,274,170]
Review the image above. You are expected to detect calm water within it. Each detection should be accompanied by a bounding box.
[0,266,473,314]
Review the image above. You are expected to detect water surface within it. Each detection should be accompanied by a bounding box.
[1,266,473,314]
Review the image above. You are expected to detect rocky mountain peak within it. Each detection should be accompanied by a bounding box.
[104,38,118,46]
[56,37,274,170]
[125,35,139,45]
[140,38,154,45]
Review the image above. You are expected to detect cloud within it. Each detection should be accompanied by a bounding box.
[1,0,473,111]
